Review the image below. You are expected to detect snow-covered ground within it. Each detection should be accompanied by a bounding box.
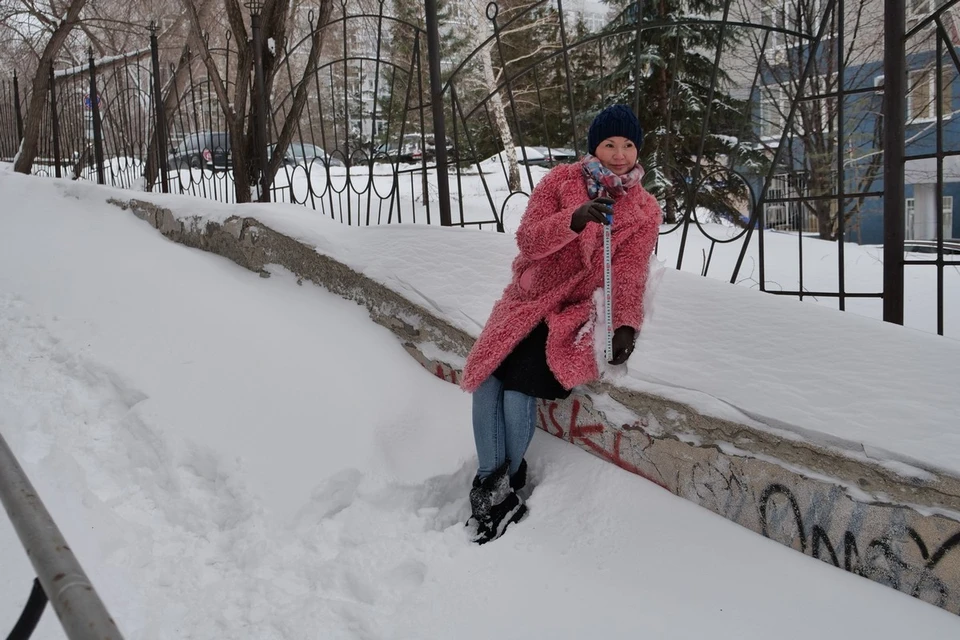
[69,158,958,339]
[1,168,958,638]
[80,177,958,481]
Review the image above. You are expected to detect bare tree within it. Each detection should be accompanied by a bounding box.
[6,0,88,174]
[142,10,215,190]
[734,0,951,240]
[181,0,334,203]
[1,0,185,174]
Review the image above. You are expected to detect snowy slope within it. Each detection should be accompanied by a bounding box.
[1,170,958,637]
[72,175,960,480]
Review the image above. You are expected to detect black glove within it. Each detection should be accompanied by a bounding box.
[609,326,636,365]
[570,197,614,232]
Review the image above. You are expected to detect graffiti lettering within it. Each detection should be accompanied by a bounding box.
[427,361,458,384]
[759,484,960,611]
[537,398,667,489]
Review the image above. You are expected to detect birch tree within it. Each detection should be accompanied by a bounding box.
[459,0,566,190]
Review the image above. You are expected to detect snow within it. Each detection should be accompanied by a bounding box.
[53,48,151,78]
[481,146,547,164]
[110,183,960,480]
[1,168,959,636]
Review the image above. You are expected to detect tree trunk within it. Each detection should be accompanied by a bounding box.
[816,203,836,240]
[13,0,89,175]
[808,171,837,240]
[143,45,194,191]
[480,37,519,191]
[657,56,677,224]
[181,0,253,202]
[263,0,334,190]
[230,117,253,202]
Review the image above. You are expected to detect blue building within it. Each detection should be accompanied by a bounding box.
[739,0,960,244]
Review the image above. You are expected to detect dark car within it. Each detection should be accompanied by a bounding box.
[395,133,458,163]
[529,146,576,166]
[168,132,232,171]
[373,142,400,162]
[268,142,345,168]
[903,239,960,255]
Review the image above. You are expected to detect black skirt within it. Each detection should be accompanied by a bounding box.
[493,321,571,400]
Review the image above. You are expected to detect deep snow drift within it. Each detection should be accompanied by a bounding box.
[0,169,957,638]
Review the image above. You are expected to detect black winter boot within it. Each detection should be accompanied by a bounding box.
[509,459,527,491]
[468,463,526,544]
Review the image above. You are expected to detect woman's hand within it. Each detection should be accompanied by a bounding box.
[608,326,636,365]
[570,197,614,232]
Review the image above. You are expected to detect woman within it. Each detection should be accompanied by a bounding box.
[460,104,663,544]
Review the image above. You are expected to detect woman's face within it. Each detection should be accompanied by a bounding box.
[594,136,638,175]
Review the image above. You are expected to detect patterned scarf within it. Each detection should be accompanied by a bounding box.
[580,153,645,199]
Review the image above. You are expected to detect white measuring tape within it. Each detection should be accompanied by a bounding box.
[603,212,614,362]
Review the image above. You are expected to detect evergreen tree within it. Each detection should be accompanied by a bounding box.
[536,15,605,153]
[600,0,765,224]
[378,0,472,153]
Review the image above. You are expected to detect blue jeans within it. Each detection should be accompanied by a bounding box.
[472,375,537,479]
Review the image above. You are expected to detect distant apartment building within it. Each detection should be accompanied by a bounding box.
[730,0,960,243]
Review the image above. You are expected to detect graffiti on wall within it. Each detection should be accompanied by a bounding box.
[415,355,960,614]
[760,483,960,611]
[536,397,668,490]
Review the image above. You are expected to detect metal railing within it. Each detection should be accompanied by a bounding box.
[0,432,124,640]
[3,0,958,336]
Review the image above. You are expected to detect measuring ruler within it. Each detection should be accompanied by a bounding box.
[603,212,614,362]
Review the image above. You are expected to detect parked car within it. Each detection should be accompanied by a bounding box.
[268,142,345,168]
[373,142,400,162]
[167,132,231,171]
[903,239,960,255]
[395,133,459,163]
[482,145,573,167]
[529,146,576,166]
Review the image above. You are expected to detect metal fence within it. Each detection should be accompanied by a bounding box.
[2,0,959,335]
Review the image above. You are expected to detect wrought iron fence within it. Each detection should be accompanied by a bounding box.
[0,74,23,161]
[2,0,958,335]
[900,0,960,335]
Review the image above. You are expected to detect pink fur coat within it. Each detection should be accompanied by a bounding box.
[461,163,662,393]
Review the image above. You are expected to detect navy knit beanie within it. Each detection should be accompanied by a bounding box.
[587,104,643,155]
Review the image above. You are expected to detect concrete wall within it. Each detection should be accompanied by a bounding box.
[110,197,960,615]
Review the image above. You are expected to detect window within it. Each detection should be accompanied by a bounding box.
[764,173,815,231]
[760,86,786,138]
[907,0,932,28]
[907,67,953,121]
[760,2,784,50]
[905,195,953,239]
[761,0,831,53]
[944,196,954,238]
[905,197,916,240]
[784,0,820,35]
